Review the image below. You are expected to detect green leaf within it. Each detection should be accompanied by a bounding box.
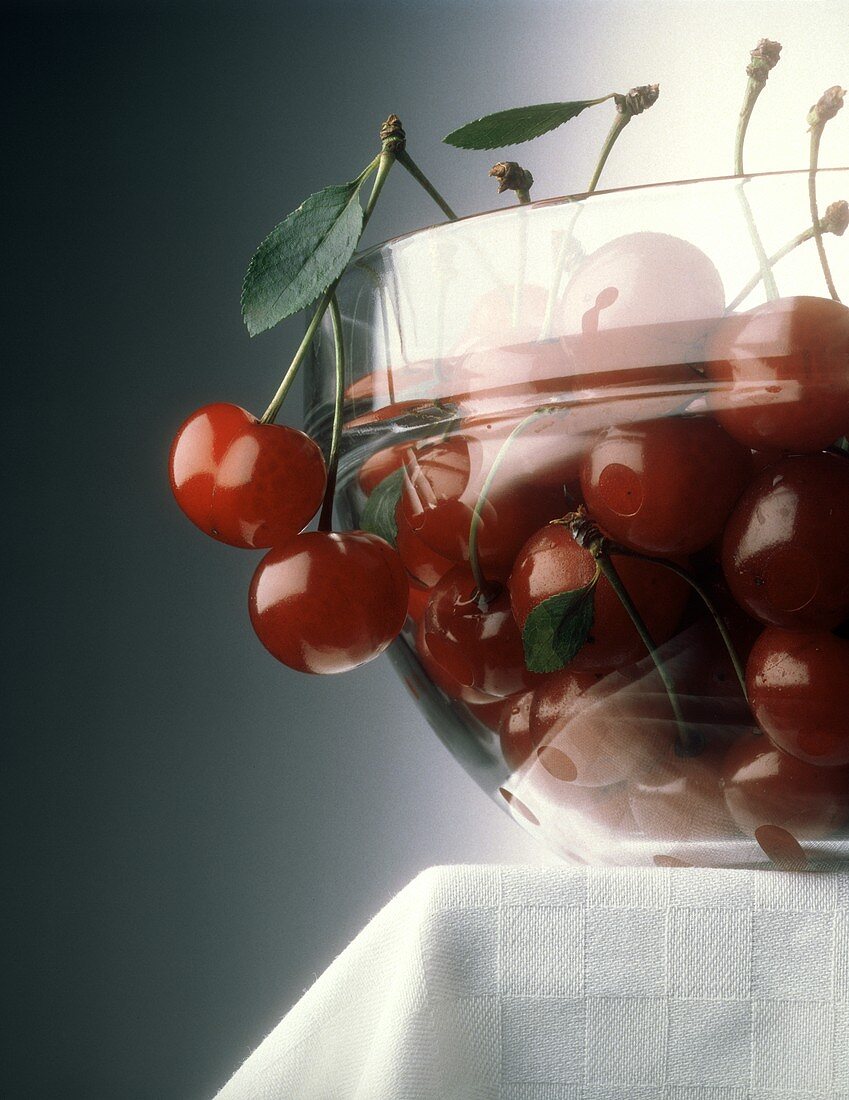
[444,98,609,150]
[361,465,405,546]
[521,571,599,673]
[241,178,366,336]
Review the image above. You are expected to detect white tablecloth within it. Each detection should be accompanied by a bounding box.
[213,865,849,1099]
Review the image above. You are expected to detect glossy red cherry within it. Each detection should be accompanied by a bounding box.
[424,566,539,698]
[529,666,668,787]
[249,530,408,673]
[705,296,849,452]
[169,403,326,548]
[721,736,849,841]
[746,627,849,766]
[413,616,498,705]
[560,232,725,376]
[395,510,455,589]
[357,444,407,496]
[580,415,750,555]
[721,453,849,629]
[509,523,690,671]
[397,432,580,581]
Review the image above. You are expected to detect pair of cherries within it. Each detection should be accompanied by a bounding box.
[169,403,409,674]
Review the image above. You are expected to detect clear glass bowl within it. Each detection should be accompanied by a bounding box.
[304,169,849,869]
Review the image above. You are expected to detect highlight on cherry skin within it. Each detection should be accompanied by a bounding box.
[169,402,327,549]
[249,530,409,674]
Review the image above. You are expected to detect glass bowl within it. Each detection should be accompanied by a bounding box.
[304,169,849,869]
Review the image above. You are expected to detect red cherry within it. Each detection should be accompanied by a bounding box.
[357,444,407,496]
[397,432,580,581]
[721,736,849,841]
[721,453,849,629]
[466,692,524,735]
[580,416,750,555]
[747,627,849,766]
[509,523,690,671]
[529,665,669,787]
[721,739,849,849]
[705,296,849,452]
[560,232,725,374]
[424,565,539,698]
[169,403,326,549]
[413,616,498,705]
[395,507,456,589]
[249,531,408,674]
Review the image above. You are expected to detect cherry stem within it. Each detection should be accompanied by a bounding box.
[396,149,458,221]
[734,44,780,301]
[260,141,398,426]
[608,545,747,699]
[541,88,656,340]
[586,111,630,195]
[808,126,842,302]
[467,406,553,603]
[594,552,702,757]
[726,218,831,312]
[318,294,345,532]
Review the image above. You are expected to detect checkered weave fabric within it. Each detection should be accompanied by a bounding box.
[213,865,849,1099]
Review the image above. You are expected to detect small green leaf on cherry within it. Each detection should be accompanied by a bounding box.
[241,178,367,337]
[444,98,611,151]
[361,466,405,546]
[521,569,599,673]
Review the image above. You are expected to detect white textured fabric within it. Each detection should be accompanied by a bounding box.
[213,866,849,1099]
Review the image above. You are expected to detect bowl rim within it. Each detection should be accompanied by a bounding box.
[350,165,849,265]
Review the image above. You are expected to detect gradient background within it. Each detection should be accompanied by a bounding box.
[6,2,848,1097]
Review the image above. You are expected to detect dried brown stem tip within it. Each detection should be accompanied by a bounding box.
[747,39,782,85]
[823,200,849,236]
[489,161,534,195]
[614,84,660,117]
[380,114,406,154]
[807,86,846,129]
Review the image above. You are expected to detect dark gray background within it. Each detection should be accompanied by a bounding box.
[6,2,845,1097]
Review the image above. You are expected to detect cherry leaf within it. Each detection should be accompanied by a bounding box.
[444,99,609,151]
[361,466,405,546]
[241,178,365,336]
[521,572,598,673]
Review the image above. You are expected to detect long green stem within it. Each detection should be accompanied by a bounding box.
[468,407,552,601]
[318,294,345,532]
[734,46,780,300]
[809,126,841,301]
[260,151,395,425]
[396,149,458,221]
[609,546,747,698]
[586,112,630,194]
[727,225,815,312]
[594,553,701,756]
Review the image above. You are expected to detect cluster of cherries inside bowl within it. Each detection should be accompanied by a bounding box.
[170,230,849,866]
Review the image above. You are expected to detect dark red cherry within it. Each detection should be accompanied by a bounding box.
[580,416,750,555]
[630,743,737,843]
[249,531,408,673]
[747,627,849,766]
[721,453,849,629]
[424,566,538,698]
[169,403,326,548]
[705,296,849,452]
[721,736,849,841]
[509,523,690,671]
[397,432,580,581]
[413,616,499,705]
[395,509,455,589]
[357,444,407,496]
